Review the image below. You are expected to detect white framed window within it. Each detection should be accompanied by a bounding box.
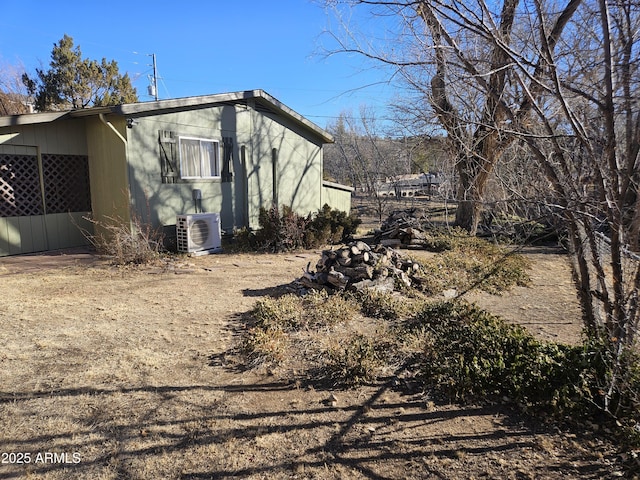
[178,137,220,179]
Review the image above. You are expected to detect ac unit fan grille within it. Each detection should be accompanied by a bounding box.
[189,219,210,247]
[176,213,221,254]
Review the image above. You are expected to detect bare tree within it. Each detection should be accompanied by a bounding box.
[442,0,640,419]
[324,0,580,234]
[508,0,640,415]
[326,0,640,417]
[325,107,411,220]
[0,58,31,115]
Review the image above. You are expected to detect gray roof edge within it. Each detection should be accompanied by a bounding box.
[0,111,69,128]
[87,90,334,143]
[0,90,334,143]
[104,90,257,116]
[322,180,354,192]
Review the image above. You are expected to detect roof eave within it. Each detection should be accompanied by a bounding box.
[1,90,334,143]
[92,90,334,143]
[0,111,69,128]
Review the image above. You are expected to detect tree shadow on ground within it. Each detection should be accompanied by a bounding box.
[0,377,617,480]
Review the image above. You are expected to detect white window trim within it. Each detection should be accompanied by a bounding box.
[178,136,221,180]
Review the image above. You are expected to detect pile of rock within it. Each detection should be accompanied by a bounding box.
[299,240,424,293]
[374,208,429,248]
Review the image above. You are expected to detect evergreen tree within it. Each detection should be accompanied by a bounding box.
[23,34,137,111]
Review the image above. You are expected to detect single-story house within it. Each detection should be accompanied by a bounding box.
[376,173,444,198]
[0,90,353,256]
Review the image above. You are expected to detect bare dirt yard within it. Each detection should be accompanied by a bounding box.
[0,242,628,479]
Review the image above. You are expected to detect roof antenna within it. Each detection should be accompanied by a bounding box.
[147,53,159,101]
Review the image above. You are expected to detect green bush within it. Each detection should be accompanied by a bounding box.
[404,300,601,416]
[236,204,361,253]
[305,204,362,247]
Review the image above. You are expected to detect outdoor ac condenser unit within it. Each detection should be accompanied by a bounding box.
[176,213,222,254]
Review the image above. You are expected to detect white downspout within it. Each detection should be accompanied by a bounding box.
[98,113,127,144]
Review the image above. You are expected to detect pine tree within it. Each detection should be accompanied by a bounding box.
[23,34,138,112]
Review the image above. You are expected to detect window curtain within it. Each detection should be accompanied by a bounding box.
[180,139,201,177]
[200,141,217,177]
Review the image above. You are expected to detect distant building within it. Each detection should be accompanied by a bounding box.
[376,173,444,198]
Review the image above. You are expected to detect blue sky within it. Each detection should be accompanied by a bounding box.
[0,0,400,130]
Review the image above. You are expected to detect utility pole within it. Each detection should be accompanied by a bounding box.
[148,53,159,101]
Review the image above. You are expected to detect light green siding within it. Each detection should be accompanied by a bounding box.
[125,103,326,233]
[0,217,33,255]
[0,213,93,256]
[43,213,92,250]
[0,120,87,155]
[125,106,242,233]
[321,181,353,213]
[245,104,324,229]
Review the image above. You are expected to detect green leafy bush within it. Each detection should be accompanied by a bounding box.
[236,204,361,253]
[305,204,362,247]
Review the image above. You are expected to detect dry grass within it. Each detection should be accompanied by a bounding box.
[0,243,624,479]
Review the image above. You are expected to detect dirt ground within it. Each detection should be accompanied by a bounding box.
[0,244,628,479]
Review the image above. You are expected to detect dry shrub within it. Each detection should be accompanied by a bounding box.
[234,204,361,253]
[251,294,304,331]
[240,327,288,368]
[242,290,361,371]
[418,234,531,295]
[253,205,309,252]
[323,333,386,386]
[356,290,410,320]
[250,291,358,333]
[303,290,357,327]
[82,212,164,265]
